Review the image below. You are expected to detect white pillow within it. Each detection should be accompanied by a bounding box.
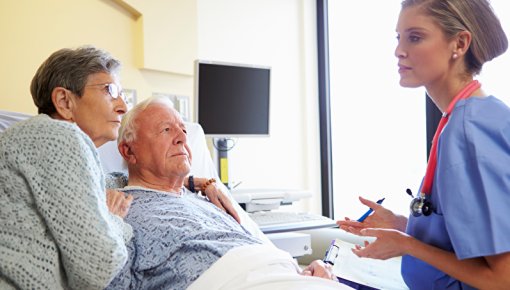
[182,123,269,243]
[0,110,32,132]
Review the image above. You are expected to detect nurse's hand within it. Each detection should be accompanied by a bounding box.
[351,228,412,260]
[336,196,407,234]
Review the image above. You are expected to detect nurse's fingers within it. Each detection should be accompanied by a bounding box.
[359,228,380,238]
[337,217,363,227]
[359,196,384,210]
[337,223,364,236]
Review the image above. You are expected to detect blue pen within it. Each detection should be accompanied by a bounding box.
[356,197,385,222]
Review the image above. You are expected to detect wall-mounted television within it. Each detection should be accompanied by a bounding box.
[194,60,271,137]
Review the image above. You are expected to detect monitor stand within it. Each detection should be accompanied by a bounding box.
[216,138,230,189]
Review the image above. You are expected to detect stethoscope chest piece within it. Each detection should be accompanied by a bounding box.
[410,194,433,217]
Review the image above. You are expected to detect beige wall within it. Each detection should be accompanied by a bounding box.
[0,0,194,114]
[0,0,322,214]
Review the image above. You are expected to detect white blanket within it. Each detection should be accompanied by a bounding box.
[187,244,351,290]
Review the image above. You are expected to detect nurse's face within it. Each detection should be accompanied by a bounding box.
[70,72,128,147]
[395,6,456,88]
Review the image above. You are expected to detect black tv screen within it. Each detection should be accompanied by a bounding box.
[194,61,270,137]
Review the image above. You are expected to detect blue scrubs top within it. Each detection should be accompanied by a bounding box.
[402,96,510,290]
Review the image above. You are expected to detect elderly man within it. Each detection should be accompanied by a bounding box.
[106,96,348,290]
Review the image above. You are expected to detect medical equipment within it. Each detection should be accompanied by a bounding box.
[232,188,336,234]
[249,211,337,234]
[323,239,341,265]
[266,232,312,257]
[411,80,481,217]
[406,189,432,217]
[194,60,271,188]
[231,188,312,213]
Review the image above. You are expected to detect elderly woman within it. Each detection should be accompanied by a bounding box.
[0,46,133,290]
[0,46,237,290]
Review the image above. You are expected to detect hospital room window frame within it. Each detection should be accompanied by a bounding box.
[316,0,510,218]
[317,0,439,218]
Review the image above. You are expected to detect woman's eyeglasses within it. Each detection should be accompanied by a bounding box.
[86,83,125,102]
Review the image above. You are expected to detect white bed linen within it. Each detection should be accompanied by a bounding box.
[0,110,32,131]
[187,244,351,290]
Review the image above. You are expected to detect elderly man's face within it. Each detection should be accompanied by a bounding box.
[130,104,192,179]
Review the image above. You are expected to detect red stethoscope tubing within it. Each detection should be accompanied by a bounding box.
[420,80,481,196]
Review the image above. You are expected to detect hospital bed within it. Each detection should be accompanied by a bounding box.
[0,109,267,243]
[97,115,269,243]
[0,110,356,289]
[0,110,407,289]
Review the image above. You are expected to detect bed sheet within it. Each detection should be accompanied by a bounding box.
[188,244,351,290]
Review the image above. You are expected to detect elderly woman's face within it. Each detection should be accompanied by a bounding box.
[72,72,127,147]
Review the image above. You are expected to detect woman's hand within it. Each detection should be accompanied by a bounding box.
[351,228,412,260]
[301,260,337,281]
[201,180,241,224]
[336,196,407,235]
[106,189,133,218]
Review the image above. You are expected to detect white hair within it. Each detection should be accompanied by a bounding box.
[118,96,175,144]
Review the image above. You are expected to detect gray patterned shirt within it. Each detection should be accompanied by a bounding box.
[107,187,262,290]
[0,114,132,290]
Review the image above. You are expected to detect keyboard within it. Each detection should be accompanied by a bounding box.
[249,211,338,234]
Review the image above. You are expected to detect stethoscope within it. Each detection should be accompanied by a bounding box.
[408,80,481,217]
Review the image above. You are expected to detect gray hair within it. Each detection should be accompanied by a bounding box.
[118,96,175,145]
[30,45,122,115]
[401,0,508,75]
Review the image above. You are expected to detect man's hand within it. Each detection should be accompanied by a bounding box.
[203,182,241,224]
[301,260,337,280]
[106,189,133,218]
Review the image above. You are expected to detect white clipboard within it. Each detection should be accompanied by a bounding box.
[332,239,409,290]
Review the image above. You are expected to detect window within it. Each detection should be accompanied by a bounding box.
[322,0,510,219]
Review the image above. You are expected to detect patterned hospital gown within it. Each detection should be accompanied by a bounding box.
[106,187,262,290]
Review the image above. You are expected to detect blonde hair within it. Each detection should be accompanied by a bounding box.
[118,96,175,144]
[401,0,508,75]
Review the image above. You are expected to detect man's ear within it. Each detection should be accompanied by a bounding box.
[118,141,137,164]
[52,87,75,121]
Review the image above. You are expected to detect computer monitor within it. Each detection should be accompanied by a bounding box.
[194,60,271,187]
[194,60,271,137]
